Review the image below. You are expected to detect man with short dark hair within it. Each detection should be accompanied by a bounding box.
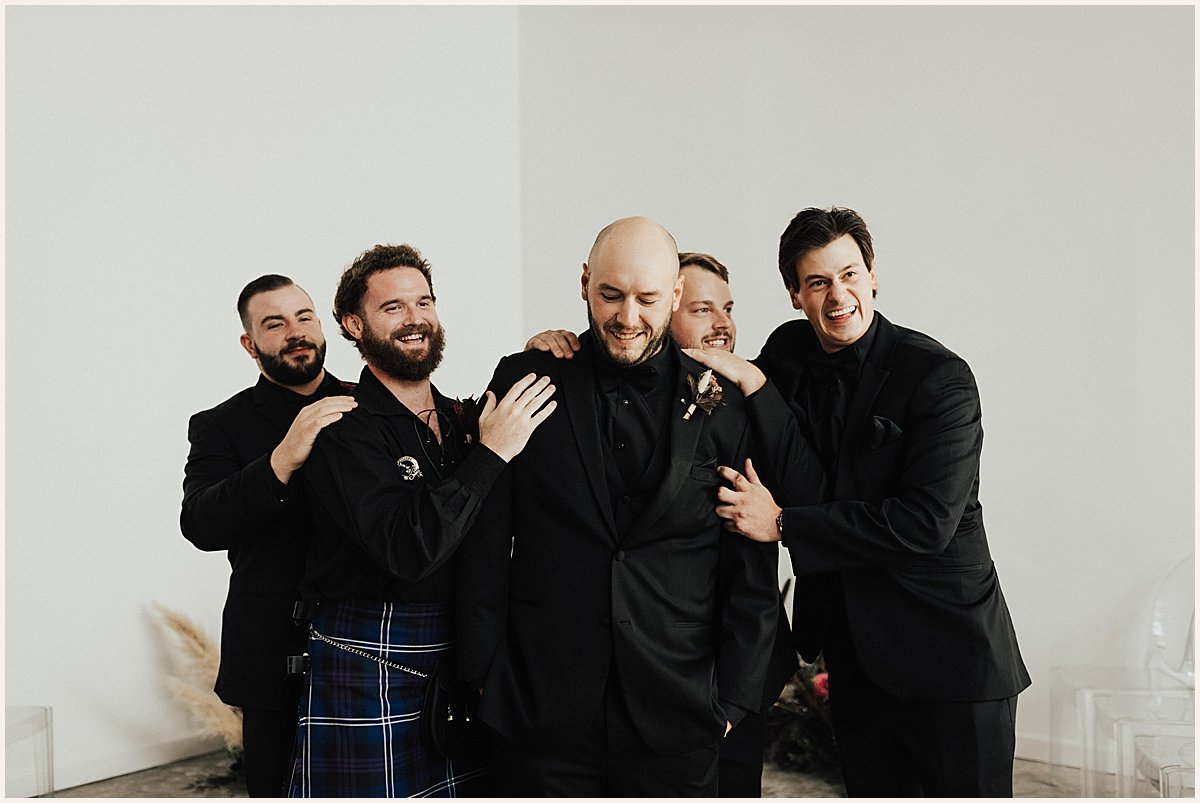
[693,206,1030,797]
[181,275,356,796]
[286,243,555,797]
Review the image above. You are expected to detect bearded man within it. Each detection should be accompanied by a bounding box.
[457,218,822,796]
[286,244,556,797]
[181,274,356,796]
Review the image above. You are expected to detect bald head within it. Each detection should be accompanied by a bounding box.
[581,216,683,366]
[587,216,679,268]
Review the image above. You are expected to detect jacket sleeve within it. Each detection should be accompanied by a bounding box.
[304,414,507,586]
[744,380,827,507]
[180,410,293,552]
[715,420,782,719]
[782,356,983,572]
[456,359,517,684]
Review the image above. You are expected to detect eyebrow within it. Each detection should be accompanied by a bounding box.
[376,295,433,310]
[258,308,314,326]
[598,282,662,297]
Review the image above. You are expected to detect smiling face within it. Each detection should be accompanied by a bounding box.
[671,265,735,352]
[343,266,445,381]
[789,233,878,353]
[239,284,327,388]
[581,217,682,366]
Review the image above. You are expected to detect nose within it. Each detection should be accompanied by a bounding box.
[615,298,639,329]
[713,309,732,330]
[827,280,848,304]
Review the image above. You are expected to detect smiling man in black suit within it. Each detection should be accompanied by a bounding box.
[458,216,819,796]
[181,275,356,796]
[693,206,1031,797]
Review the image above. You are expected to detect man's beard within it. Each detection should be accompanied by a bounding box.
[588,307,672,368]
[358,322,446,381]
[257,338,326,386]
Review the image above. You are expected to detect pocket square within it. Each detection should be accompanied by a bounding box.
[868,416,903,450]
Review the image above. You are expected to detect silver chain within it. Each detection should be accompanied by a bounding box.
[309,627,428,679]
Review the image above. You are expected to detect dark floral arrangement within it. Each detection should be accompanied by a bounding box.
[765,657,841,777]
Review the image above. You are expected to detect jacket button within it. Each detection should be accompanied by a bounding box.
[615,550,626,562]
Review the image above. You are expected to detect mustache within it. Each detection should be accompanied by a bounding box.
[392,324,435,339]
[281,339,318,355]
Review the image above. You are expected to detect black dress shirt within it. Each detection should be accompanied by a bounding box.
[801,316,879,474]
[300,366,506,603]
[594,341,676,534]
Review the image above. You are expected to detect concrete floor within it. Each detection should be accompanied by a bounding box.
[54,751,1088,797]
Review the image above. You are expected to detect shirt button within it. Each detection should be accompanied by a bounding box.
[617,442,625,449]
[615,550,626,562]
[622,399,630,405]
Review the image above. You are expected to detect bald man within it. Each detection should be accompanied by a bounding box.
[457,218,817,796]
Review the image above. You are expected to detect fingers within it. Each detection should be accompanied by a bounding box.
[682,347,716,367]
[525,331,578,359]
[500,374,555,413]
[477,390,498,422]
[717,465,746,490]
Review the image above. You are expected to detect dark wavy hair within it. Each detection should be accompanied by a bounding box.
[777,207,875,295]
[333,244,434,343]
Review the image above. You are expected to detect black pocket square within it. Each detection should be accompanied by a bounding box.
[868,416,903,450]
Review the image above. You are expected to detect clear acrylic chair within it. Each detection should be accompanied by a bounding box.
[1050,553,1195,796]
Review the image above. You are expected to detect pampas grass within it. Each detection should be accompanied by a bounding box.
[153,603,243,752]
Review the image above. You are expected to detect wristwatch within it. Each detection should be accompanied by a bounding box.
[775,509,784,539]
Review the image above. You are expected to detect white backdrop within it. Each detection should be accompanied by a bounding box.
[5,4,1193,790]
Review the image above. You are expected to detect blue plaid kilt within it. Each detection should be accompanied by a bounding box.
[287,600,492,797]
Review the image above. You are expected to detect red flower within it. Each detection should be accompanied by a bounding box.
[812,672,829,699]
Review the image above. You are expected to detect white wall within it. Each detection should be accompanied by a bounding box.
[5,5,521,790]
[5,4,1193,790]
[517,4,1194,765]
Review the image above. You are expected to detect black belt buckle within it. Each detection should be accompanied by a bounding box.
[286,653,309,675]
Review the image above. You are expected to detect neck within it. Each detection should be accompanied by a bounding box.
[266,369,326,397]
[368,363,434,414]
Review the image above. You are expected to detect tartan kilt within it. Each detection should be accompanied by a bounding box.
[287,600,492,797]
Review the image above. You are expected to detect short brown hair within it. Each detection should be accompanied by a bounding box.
[678,252,729,284]
[333,244,434,343]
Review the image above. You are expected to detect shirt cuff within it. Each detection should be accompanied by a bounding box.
[722,701,750,730]
[453,444,508,498]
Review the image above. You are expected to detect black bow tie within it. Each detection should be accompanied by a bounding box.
[805,349,860,383]
[596,361,658,396]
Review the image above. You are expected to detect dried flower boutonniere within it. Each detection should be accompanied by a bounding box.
[683,370,723,420]
[451,396,481,445]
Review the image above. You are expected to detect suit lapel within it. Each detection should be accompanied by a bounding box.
[833,314,897,494]
[251,375,300,436]
[628,353,705,539]
[561,338,619,538]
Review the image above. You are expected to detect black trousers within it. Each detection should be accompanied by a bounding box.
[718,709,767,797]
[826,644,1018,797]
[492,670,720,797]
[241,705,299,797]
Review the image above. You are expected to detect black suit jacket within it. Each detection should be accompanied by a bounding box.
[758,313,1030,702]
[458,335,809,754]
[181,372,350,710]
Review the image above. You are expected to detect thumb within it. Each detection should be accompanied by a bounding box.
[479,390,498,421]
[744,457,762,485]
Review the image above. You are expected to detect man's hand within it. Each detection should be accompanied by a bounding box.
[525,329,580,359]
[478,373,557,462]
[716,458,783,542]
[725,720,734,737]
[270,395,357,485]
[682,348,767,396]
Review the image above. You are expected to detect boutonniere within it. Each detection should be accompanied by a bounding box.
[683,370,723,420]
[451,396,480,445]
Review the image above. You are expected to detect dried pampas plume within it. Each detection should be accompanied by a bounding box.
[153,603,243,752]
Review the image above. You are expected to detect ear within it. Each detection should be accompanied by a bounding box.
[239,333,257,359]
[342,313,364,341]
[869,267,879,296]
[789,289,805,311]
[670,272,683,312]
[579,263,590,302]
